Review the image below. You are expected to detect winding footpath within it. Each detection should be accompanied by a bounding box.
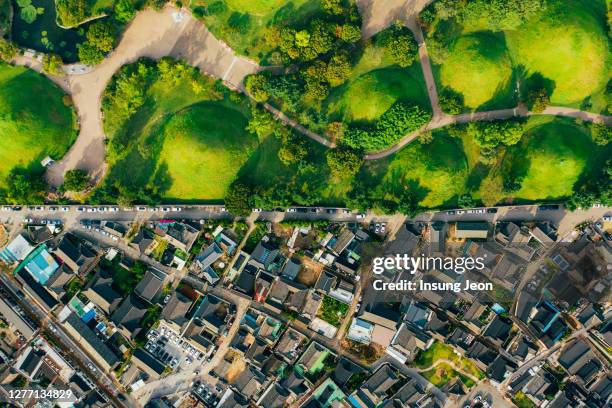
[11,1,612,185]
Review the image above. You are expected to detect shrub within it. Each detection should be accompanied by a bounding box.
[63,169,89,191]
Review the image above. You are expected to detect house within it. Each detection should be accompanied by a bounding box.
[0,234,34,264]
[63,313,119,372]
[256,383,290,408]
[131,348,165,381]
[245,337,270,368]
[193,294,229,336]
[254,272,275,303]
[111,294,148,339]
[332,357,364,388]
[275,328,307,363]
[217,390,249,408]
[19,245,59,285]
[347,318,374,345]
[527,301,567,347]
[329,229,355,256]
[454,222,489,240]
[250,239,280,271]
[54,233,97,275]
[348,364,399,408]
[44,266,74,300]
[302,378,346,407]
[482,315,513,346]
[297,342,332,376]
[404,301,432,329]
[509,368,554,406]
[161,292,192,326]
[233,366,267,400]
[234,264,258,296]
[315,271,337,293]
[428,222,446,255]
[558,340,602,385]
[281,258,301,281]
[359,306,400,348]
[83,269,123,315]
[102,221,127,238]
[134,268,166,303]
[192,243,224,273]
[386,323,432,364]
[130,228,156,254]
[155,222,199,252]
[0,296,36,339]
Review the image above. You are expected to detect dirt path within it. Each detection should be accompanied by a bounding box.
[413,358,482,383]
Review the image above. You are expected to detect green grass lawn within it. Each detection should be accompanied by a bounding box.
[0,64,77,187]
[158,102,257,200]
[505,0,609,109]
[364,133,469,208]
[317,295,349,326]
[439,32,514,109]
[412,341,485,380]
[427,0,609,113]
[421,362,475,388]
[192,0,320,64]
[502,117,599,201]
[326,64,430,123]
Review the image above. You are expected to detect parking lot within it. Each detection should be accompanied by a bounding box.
[144,324,209,372]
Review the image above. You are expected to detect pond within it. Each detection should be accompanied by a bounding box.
[11,0,84,62]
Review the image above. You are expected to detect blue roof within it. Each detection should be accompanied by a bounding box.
[82,309,97,323]
[22,246,59,285]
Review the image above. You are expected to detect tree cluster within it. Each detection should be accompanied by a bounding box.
[326,147,363,179]
[63,169,89,192]
[55,0,87,27]
[0,168,45,204]
[591,123,611,146]
[468,120,524,150]
[42,54,64,75]
[343,103,432,151]
[78,21,116,66]
[439,87,465,114]
[433,0,546,31]
[526,88,550,113]
[378,23,418,68]
[0,38,18,61]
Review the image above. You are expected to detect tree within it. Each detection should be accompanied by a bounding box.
[325,52,351,87]
[526,88,549,113]
[326,148,363,178]
[470,120,524,149]
[419,130,433,144]
[321,0,343,15]
[278,137,308,165]
[380,24,417,68]
[295,30,311,48]
[63,169,89,191]
[55,0,87,27]
[42,54,64,75]
[78,42,104,65]
[245,74,269,102]
[4,168,45,204]
[0,39,18,61]
[458,194,474,208]
[591,123,611,146]
[439,87,464,114]
[246,106,278,140]
[86,22,115,53]
[225,183,253,216]
[336,24,361,43]
[114,0,136,23]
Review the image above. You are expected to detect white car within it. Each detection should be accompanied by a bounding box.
[1,206,11,212]
[48,207,58,212]
[286,208,296,213]
[86,207,96,213]
[98,206,108,212]
[108,207,119,212]
[161,207,171,212]
[172,207,182,212]
[60,206,70,212]
[219,207,227,212]
[136,206,147,212]
[252,208,262,212]
[603,216,611,222]
[456,210,465,215]
[356,213,365,219]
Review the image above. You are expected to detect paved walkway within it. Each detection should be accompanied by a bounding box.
[11,1,612,184]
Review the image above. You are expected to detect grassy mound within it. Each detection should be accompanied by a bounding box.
[502,118,596,200]
[440,32,513,109]
[159,103,256,200]
[326,65,429,122]
[225,0,287,15]
[367,133,469,208]
[505,0,608,106]
[102,60,254,202]
[0,64,76,186]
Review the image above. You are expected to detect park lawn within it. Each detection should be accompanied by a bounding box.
[412,341,485,380]
[502,117,599,201]
[505,0,609,109]
[191,0,320,64]
[364,133,469,209]
[326,65,430,123]
[0,64,77,187]
[512,391,536,408]
[158,102,257,200]
[421,362,472,388]
[439,32,514,110]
